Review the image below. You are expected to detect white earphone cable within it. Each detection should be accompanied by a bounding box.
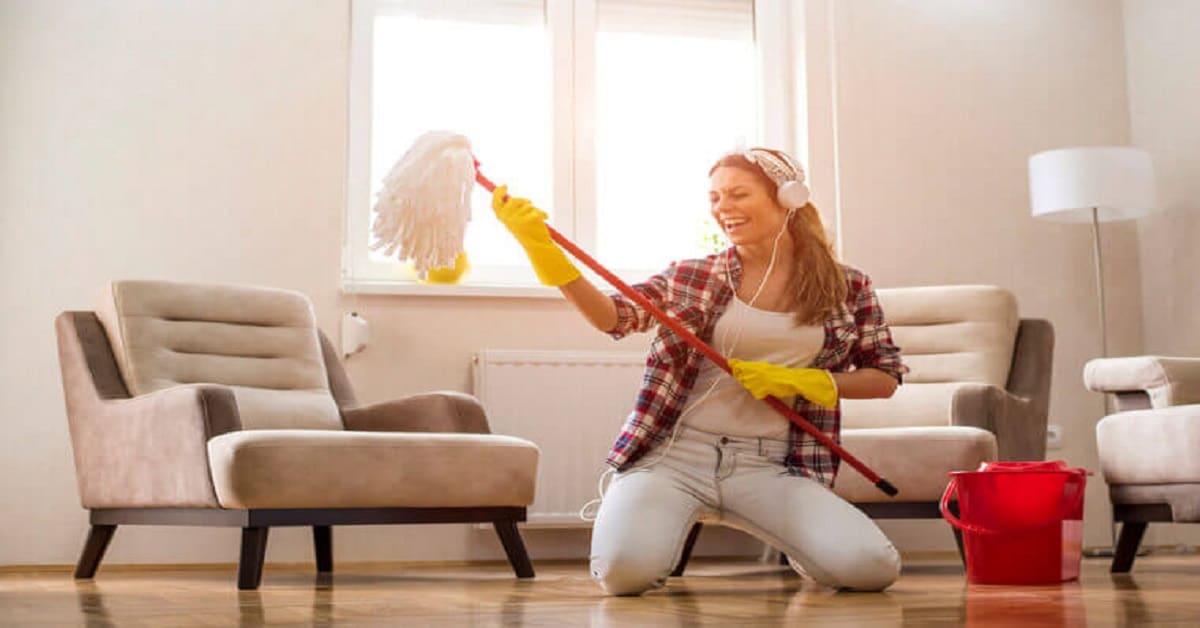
[578,209,794,522]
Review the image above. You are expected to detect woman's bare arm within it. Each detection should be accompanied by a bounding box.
[831,368,899,399]
[560,276,618,333]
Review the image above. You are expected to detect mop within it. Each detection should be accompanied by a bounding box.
[370,131,898,497]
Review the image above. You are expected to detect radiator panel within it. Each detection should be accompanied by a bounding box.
[473,350,645,527]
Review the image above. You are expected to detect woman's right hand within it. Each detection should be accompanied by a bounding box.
[492,185,552,248]
[492,185,581,287]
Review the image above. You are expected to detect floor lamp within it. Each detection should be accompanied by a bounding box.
[1028,146,1158,556]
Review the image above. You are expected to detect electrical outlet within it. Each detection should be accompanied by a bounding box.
[1046,423,1064,449]
[341,311,369,358]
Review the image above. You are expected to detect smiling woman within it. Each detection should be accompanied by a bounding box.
[489,145,908,596]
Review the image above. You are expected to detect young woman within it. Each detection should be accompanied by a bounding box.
[492,147,908,596]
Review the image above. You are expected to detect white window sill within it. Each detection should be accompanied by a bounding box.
[342,279,563,299]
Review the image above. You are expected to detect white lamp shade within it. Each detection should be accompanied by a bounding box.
[1028,147,1157,223]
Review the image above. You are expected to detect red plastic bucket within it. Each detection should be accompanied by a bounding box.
[940,460,1090,585]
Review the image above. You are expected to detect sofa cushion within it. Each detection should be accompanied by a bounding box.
[96,280,341,431]
[842,285,1018,430]
[838,383,967,429]
[832,426,998,502]
[1096,405,1200,484]
[208,430,540,508]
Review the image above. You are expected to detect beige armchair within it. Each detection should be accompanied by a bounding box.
[1086,356,1200,572]
[56,280,540,589]
[674,285,1053,573]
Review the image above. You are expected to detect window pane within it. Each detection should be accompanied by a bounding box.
[595,0,757,272]
[370,0,549,270]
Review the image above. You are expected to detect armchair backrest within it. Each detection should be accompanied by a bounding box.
[842,285,1019,429]
[95,280,343,431]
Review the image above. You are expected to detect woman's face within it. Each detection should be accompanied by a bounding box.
[709,166,787,247]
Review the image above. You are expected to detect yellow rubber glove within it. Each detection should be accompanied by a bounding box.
[728,359,839,409]
[492,185,581,287]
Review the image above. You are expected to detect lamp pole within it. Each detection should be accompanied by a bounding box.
[1087,204,1131,559]
[1091,206,1108,360]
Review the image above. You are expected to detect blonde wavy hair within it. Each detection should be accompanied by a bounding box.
[709,152,846,326]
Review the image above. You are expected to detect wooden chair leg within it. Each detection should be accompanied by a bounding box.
[1111,521,1149,574]
[75,524,117,579]
[671,523,703,577]
[313,525,333,574]
[238,527,270,590]
[493,520,534,578]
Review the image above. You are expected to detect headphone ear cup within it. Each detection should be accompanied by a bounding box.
[777,180,810,209]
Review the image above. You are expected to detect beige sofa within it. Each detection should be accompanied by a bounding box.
[56,280,540,589]
[674,285,1053,573]
[1087,356,1200,572]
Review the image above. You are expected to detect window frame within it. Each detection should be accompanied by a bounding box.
[344,0,804,297]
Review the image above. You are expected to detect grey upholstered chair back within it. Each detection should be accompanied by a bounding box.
[841,285,1052,461]
[95,280,342,430]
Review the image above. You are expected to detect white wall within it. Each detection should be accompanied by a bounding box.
[0,0,1172,566]
[806,0,1140,551]
[0,0,351,566]
[1122,0,1200,546]
[0,0,758,567]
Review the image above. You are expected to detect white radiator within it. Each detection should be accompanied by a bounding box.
[473,350,646,527]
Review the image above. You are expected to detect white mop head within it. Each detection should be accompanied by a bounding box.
[370,130,476,273]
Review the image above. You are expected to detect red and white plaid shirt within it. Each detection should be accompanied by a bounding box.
[605,249,908,487]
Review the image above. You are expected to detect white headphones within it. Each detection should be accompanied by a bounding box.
[742,148,811,209]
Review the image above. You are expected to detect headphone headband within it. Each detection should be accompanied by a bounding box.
[741,148,810,209]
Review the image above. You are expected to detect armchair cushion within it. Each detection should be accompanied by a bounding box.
[842,383,967,429]
[1096,405,1200,484]
[876,285,1019,388]
[832,426,998,503]
[207,430,539,509]
[842,286,1019,431]
[342,391,491,434]
[95,280,341,431]
[1085,356,1200,409]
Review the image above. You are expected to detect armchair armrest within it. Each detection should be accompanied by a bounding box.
[950,383,1046,461]
[56,312,239,509]
[1085,357,1200,410]
[341,391,491,434]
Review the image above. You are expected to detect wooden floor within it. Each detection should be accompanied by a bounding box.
[2,554,1198,627]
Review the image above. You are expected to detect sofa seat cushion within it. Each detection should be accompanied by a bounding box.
[832,427,998,503]
[208,430,539,509]
[1096,405,1200,484]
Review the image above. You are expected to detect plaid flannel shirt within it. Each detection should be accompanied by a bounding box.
[605,249,908,487]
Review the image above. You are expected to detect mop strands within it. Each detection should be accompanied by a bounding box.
[370,131,476,273]
[367,131,899,497]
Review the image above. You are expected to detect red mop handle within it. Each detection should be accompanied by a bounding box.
[475,169,897,497]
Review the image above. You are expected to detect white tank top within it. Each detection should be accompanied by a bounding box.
[681,297,824,439]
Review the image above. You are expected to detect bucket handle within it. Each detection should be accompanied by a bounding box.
[939,473,1087,536]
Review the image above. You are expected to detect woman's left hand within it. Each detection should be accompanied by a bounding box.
[728,359,838,408]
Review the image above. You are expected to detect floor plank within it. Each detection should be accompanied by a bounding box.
[1,555,1198,626]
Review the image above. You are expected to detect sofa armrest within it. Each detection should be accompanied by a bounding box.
[341,391,491,434]
[66,385,239,509]
[56,311,239,509]
[1085,357,1200,410]
[950,383,1046,461]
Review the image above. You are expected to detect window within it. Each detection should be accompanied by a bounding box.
[346,0,801,294]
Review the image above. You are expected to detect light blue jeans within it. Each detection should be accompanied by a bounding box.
[589,426,901,596]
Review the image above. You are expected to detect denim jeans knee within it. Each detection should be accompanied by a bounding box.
[589,553,668,596]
